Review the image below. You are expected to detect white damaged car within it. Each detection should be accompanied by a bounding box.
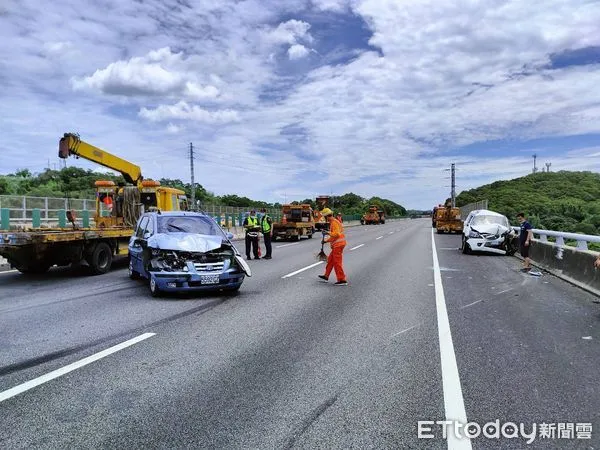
[461,209,516,255]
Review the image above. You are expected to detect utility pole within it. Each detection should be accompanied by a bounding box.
[189,142,195,211]
[443,163,457,207]
[450,163,456,207]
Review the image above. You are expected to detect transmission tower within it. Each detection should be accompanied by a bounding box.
[189,142,195,211]
[545,162,551,172]
[444,163,457,207]
[532,154,538,173]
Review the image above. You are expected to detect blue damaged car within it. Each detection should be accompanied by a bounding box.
[128,211,251,297]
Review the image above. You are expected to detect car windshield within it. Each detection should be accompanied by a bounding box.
[471,215,509,228]
[157,216,222,236]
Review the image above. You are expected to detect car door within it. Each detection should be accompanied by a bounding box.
[463,212,474,236]
[129,216,149,273]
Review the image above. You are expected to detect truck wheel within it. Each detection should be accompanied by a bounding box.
[149,276,161,297]
[308,233,313,239]
[89,242,112,275]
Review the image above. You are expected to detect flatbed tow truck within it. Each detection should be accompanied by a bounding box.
[0,133,186,274]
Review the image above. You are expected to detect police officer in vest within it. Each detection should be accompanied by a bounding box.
[243,209,261,260]
[260,208,273,260]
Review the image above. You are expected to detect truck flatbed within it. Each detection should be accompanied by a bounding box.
[0,227,133,275]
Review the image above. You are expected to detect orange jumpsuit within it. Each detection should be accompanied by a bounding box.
[324,218,347,282]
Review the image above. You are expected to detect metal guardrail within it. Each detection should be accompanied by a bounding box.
[512,227,600,251]
[2,195,398,230]
[459,200,488,219]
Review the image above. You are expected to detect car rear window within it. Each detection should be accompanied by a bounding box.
[157,216,222,236]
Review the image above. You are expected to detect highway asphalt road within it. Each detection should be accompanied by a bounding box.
[1,219,599,449]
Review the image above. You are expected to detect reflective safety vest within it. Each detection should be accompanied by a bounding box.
[261,215,271,233]
[245,216,259,229]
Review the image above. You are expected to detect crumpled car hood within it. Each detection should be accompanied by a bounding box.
[147,233,224,252]
[473,224,510,236]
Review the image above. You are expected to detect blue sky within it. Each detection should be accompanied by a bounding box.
[1,0,600,209]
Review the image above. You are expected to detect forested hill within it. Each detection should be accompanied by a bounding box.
[456,171,600,234]
[0,167,407,216]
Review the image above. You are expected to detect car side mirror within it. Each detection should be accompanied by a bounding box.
[143,231,151,239]
[226,232,234,240]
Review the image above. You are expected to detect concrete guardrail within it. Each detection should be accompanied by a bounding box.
[512,227,600,297]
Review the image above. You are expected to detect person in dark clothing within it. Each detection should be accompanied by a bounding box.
[243,210,260,260]
[517,212,533,271]
[260,208,273,259]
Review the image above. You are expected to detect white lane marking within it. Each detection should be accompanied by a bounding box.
[281,261,324,279]
[376,236,383,240]
[495,288,514,295]
[0,333,156,403]
[390,323,420,338]
[459,300,482,309]
[0,269,18,275]
[432,229,472,449]
[276,242,301,248]
[388,232,394,235]
[349,244,364,251]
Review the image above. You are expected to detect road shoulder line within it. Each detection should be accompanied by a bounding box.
[431,229,472,449]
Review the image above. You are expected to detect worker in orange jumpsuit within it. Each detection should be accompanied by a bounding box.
[318,208,348,286]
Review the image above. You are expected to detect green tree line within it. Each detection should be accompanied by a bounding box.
[456,171,600,234]
[0,168,407,216]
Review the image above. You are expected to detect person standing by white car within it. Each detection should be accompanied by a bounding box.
[517,212,533,272]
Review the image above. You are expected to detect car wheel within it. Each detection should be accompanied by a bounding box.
[149,276,161,297]
[461,235,471,254]
[128,258,140,280]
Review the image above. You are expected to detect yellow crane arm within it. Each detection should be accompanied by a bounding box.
[58,133,143,185]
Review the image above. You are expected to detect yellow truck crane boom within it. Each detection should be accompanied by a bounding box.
[59,133,143,186]
[0,133,187,276]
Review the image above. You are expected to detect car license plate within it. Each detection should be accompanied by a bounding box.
[200,274,220,285]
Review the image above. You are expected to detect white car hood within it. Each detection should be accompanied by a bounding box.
[147,233,223,252]
[472,224,510,236]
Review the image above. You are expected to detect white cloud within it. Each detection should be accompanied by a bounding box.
[71,47,221,100]
[288,44,310,60]
[2,0,600,208]
[166,123,184,134]
[139,101,240,124]
[311,0,349,12]
[262,19,313,46]
[43,41,73,54]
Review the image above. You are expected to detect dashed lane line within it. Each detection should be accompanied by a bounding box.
[275,242,301,248]
[0,333,156,403]
[281,262,324,279]
[349,244,365,251]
